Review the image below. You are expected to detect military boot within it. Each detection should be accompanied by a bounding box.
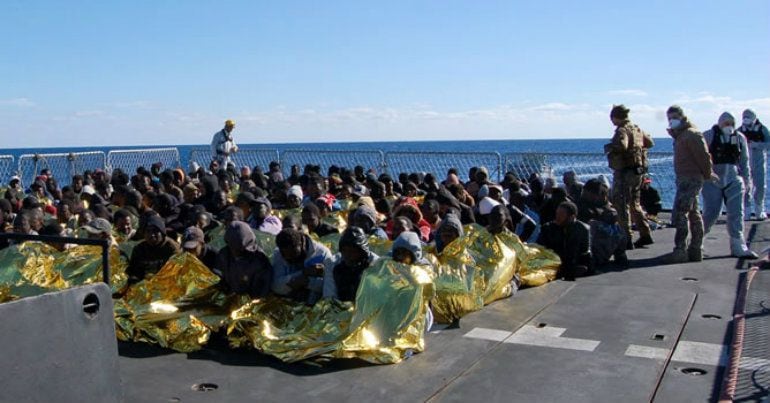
[687,247,703,262]
[661,249,688,264]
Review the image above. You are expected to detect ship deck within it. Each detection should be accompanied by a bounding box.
[117,215,770,402]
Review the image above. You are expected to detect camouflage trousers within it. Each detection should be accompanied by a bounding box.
[672,176,704,251]
[611,169,651,241]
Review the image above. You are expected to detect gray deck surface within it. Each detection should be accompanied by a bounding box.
[118,216,770,403]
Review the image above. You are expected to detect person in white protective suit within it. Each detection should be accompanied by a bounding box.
[211,119,238,168]
[740,109,770,221]
[702,112,758,258]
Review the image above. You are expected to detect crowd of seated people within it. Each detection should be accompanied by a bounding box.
[0,160,665,297]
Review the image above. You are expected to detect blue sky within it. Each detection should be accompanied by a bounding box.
[1,0,769,148]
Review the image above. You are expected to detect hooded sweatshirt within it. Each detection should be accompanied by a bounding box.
[391,231,431,266]
[215,221,272,297]
[323,227,380,302]
[435,213,464,253]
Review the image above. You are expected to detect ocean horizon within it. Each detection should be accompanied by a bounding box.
[0,137,674,161]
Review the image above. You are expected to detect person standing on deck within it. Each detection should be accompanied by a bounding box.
[740,109,770,220]
[211,119,238,168]
[701,112,758,258]
[661,106,714,264]
[604,104,654,250]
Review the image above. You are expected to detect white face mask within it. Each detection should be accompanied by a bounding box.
[722,126,734,135]
[743,117,756,126]
[669,119,682,129]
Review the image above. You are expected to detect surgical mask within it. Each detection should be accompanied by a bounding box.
[743,117,755,126]
[669,119,682,129]
[722,126,734,135]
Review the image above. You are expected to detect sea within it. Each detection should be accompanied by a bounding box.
[0,138,674,161]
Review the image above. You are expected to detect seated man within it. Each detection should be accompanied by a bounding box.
[486,204,512,235]
[56,200,78,234]
[126,215,180,284]
[301,203,339,237]
[387,198,432,241]
[352,205,388,240]
[285,185,303,209]
[113,209,136,242]
[323,227,380,302]
[39,222,68,251]
[390,216,416,241]
[0,199,14,249]
[435,213,464,254]
[537,201,592,281]
[215,221,272,297]
[272,227,333,304]
[391,231,431,266]
[249,196,282,235]
[640,176,663,218]
[281,214,302,231]
[182,226,217,270]
[81,217,118,248]
[578,178,628,268]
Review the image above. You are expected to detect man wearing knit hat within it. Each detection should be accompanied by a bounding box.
[739,109,770,220]
[126,214,180,283]
[702,112,757,258]
[661,105,714,264]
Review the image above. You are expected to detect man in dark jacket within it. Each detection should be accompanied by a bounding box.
[578,178,627,268]
[215,221,272,297]
[126,215,180,283]
[640,176,663,217]
[323,227,379,302]
[537,201,592,280]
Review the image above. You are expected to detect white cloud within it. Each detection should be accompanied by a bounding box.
[4,93,770,148]
[0,97,35,107]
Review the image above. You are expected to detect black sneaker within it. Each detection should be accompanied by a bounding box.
[634,235,654,248]
[626,239,634,251]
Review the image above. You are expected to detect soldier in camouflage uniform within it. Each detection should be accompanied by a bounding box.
[604,105,654,250]
[662,106,715,264]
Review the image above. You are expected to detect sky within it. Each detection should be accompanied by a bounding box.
[1,0,769,148]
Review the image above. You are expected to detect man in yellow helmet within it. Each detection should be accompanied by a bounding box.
[211,119,239,169]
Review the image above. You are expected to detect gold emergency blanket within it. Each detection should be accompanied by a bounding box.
[499,235,561,287]
[424,225,560,323]
[425,234,484,324]
[465,225,519,305]
[227,258,433,364]
[0,242,128,302]
[117,252,233,352]
[316,232,392,257]
[206,225,276,262]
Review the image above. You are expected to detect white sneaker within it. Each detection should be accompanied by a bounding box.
[731,238,759,259]
[758,211,767,221]
[733,249,759,259]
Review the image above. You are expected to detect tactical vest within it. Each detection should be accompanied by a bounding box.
[743,120,765,142]
[608,123,646,170]
[708,125,740,165]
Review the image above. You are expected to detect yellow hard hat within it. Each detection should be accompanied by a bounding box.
[225,119,235,127]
